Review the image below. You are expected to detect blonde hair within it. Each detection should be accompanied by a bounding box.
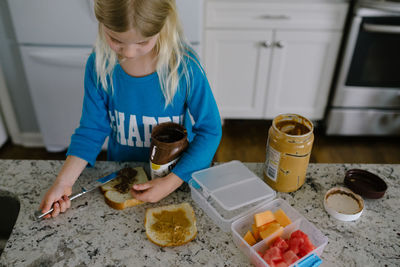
[93,0,193,106]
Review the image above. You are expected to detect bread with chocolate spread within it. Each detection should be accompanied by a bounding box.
[145,202,197,247]
[100,167,148,210]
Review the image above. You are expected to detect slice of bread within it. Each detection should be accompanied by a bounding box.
[145,202,197,247]
[100,167,148,210]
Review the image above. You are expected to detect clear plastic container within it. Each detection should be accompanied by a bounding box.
[189,161,328,266]
[190,160,276,232]
[231,199,328,267]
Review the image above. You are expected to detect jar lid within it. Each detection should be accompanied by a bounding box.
[344,169,388,199]
[323,187,364,221]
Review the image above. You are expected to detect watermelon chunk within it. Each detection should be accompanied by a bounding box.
[299,236,316,257]
[263,246,283,263]
[283,250,299,265]
[290,230,308,239]
[257,250,264,258]
[288,237,304,255]
[272,260,288,267]
[272,237,289,252]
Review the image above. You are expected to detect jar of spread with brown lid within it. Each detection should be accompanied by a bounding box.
[150,122,188,179]
[264,114,314,192]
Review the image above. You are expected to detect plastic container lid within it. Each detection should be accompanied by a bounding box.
[191,161,276,211]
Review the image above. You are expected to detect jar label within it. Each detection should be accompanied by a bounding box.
[265,144,280,182]
[150,158,179,179]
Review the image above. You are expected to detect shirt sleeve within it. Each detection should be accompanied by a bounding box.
[66,53,111,166]
[172,57,222,182]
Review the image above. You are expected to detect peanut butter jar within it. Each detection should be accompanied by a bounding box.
[264,114,314,192]
[150,122,188,179]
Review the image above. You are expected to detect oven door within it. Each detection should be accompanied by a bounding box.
[332,14,400,108]
[347,16,400,88]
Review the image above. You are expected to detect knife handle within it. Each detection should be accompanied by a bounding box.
[35,191,86,220]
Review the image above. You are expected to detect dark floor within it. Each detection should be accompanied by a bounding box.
[1,120,399,164]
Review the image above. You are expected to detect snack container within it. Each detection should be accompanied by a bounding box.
[190,161,328,267]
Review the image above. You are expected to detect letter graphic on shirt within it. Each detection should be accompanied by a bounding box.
[115,110,127,145]
[158,116,182,124]
[173,116,181,124]
[127,115,143,147]
[158,117,171,124]
[143,116,157,147]
[108,111,116,132]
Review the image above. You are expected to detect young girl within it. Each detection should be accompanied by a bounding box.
[39,0,222,218]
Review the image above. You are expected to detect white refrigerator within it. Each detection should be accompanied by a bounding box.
[8,0,203,152]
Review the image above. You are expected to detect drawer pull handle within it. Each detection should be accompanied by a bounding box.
[261,41,273,48]
[259,15,290,20]
[275,41,284,48]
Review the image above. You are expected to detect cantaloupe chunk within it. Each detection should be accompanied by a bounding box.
[254,210,275,227]
[243,230,257,246]
[259,222,283,240]
[252,223,260,241]
[274,208,292,227]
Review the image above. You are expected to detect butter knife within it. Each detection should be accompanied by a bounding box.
[35,170,119,220]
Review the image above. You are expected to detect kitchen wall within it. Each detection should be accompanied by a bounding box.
[0,1,40,138]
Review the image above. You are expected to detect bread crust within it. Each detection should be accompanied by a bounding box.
[100,167,148,210]
[104,192,144,210]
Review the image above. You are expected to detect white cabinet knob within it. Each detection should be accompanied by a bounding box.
[275,41,284,48]
[261,41,273,48]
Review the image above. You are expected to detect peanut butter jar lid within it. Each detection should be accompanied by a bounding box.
[323,187,364,221]
[344,169,388,199]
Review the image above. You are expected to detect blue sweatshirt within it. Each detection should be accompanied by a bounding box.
[67,52,222,182]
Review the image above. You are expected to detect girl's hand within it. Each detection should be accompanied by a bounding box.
[130,173,184,203]
[38,155,87,219]
[39,180,73,219]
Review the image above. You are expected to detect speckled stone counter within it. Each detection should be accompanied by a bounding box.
[0,160,399,267]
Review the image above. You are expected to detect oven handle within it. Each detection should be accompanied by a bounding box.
[363,23,400,34]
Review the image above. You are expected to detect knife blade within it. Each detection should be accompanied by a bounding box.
[35,170,120,220]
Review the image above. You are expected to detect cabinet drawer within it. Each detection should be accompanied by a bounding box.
[205,1,348,30]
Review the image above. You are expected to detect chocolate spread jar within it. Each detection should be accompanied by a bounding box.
[264,114,314,192]
[150,122,188,179]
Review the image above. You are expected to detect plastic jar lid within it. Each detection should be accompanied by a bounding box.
[324,187,364,221]
[344,169,387,199]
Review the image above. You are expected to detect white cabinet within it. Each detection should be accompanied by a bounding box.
[265,30,341,119]
[205,30,273,118]
[204,0,348,120]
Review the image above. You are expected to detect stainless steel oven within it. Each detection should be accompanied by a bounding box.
[326,1,400,135]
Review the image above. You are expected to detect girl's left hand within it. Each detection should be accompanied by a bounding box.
[130,172,184,203]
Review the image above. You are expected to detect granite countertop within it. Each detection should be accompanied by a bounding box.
[0,160,399,266]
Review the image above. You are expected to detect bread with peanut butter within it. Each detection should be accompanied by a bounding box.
[100,167,148,210]
[145,202,197,247]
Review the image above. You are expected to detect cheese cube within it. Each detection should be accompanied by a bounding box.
[274,208,292,227]
[252,223,260,241]
[259,222,283,240]
[243,230,257,246]
[254,210,275,227]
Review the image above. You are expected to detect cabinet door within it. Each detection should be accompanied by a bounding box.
[204,30,273,118]
[265,30,341,120]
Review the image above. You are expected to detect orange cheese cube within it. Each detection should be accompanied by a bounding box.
[274,209,292,227]
[252,223,260,241]
[243,230,257,246]
[257,221,275,233]
[254,210,275,227]
[259,222,283,240]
